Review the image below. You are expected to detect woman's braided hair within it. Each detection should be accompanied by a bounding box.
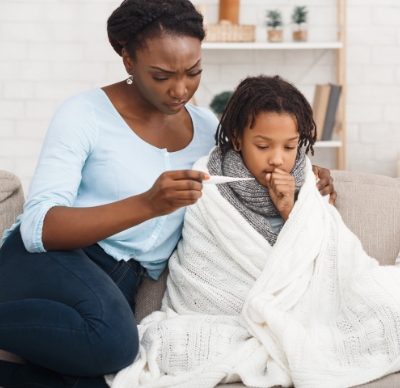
[216,75,317,155]
[107,0,205,58]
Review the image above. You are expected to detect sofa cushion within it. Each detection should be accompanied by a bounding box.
[0,170,24,247]
[331,170,400,266]
[135,266,169,324]
[217,372,400,387]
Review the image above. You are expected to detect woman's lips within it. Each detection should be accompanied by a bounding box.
[166,101,186,111]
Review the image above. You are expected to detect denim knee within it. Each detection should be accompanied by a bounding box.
[87,314,140,375]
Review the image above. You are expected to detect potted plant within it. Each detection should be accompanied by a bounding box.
[292,6,308,42]
[265,10,283,43]
[209,91,233,119]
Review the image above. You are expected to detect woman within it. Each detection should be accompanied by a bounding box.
[0,1,335,387]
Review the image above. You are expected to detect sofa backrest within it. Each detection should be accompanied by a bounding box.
[331,170,400,267]
[0,171,24,247]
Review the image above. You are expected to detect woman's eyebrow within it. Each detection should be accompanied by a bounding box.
[149,59,202,73]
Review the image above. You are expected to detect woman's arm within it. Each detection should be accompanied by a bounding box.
[20,95,207,252]
[43,170,208,251]
[312,165,337,205]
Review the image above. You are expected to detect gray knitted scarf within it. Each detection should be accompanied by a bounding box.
[207,147,306,245]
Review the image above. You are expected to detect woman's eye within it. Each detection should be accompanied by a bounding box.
[153,77,168,81]
[188,69,203,77]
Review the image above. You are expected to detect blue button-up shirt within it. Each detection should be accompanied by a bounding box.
[2,88,218,279]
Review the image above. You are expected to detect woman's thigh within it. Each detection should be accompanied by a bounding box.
[0,227,140,377]
[81,243,145,315]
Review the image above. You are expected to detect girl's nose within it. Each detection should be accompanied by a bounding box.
[268,153,284,167]
[169,80,187,99]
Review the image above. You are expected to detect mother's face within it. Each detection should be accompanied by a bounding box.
[123,34,202,115]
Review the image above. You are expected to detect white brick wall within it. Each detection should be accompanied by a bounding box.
[0,0,399,195]
[346,1,400,176]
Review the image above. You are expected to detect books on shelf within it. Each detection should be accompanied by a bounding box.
[312,83,342,141]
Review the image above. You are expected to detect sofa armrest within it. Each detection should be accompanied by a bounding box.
[0,170,24,246]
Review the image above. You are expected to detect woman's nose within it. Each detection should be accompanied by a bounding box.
[169,80,187,99]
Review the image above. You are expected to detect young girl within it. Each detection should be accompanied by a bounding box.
[107,75,400,388]
[209,74,317,244]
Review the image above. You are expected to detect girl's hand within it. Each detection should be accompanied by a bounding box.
[144,170,209,217]
[265,168,295,221]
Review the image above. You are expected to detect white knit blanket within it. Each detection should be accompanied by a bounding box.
[107,153,400,388]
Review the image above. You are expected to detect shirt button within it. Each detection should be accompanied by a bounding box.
[165,152,169,157]
[152,235,156,239]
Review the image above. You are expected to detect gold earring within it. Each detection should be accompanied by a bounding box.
[126,76,133,85]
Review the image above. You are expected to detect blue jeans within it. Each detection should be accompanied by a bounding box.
[0,226,144,387]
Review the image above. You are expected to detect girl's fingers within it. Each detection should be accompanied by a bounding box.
[268,175,295,193]
[272,184,293,197]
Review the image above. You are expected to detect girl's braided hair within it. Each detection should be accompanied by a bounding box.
[107,0,205,58]
[216,75,317,155]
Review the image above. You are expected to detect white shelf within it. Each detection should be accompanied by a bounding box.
[314,140,342,148]
[202,42,343,50]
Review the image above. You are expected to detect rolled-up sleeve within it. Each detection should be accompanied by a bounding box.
[21,95,98,252]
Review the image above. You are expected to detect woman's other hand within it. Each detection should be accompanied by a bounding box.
[265,168,295,221]
[312,165,337,206]
[145,170,209,217]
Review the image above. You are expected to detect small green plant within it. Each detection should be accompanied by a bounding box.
[265,10,283,29]
[209,91,233,115]
[292,6,308,26]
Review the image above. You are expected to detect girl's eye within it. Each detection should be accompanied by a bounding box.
[188,69,203,77]
[153,76,168,81]
[285,147,296,150]
[257,145,268,149]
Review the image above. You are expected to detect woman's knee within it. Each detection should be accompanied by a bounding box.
[88,316,140,375]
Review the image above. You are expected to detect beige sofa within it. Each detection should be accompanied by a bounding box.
[1,169,400,388]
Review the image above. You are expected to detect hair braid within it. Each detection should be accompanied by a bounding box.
[107,0,205,57]
[216,75,317,155]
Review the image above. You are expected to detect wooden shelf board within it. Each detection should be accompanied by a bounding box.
[314,140,342,148]
[202,42,343,50]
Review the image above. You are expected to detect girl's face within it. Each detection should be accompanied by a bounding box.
[123,34,202,115]
[235,112,299,187]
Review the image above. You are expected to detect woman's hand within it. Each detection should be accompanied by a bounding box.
[265,169,295,221]
[312,165,337,206]
[144,170,209,217]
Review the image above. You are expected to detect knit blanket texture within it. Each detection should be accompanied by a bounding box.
[207,147,306,245]
[106,150,400,388]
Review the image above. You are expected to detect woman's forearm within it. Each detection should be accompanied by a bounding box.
[42,193,154,251]
[42,169,208,251]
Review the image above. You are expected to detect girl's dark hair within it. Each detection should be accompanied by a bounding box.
[107,0,205,58]
[215,75,317,155]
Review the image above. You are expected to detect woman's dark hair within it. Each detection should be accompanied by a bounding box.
[107,0,205,58]
[215,75,317,155]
